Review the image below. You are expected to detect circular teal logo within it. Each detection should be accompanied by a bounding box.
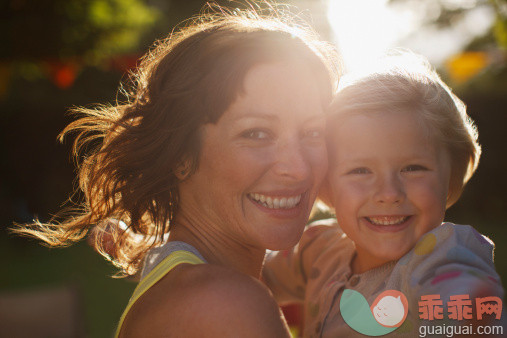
[340,289,408,336]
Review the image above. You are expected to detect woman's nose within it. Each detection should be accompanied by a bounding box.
[374,174,405,204]
[272,139,312,181]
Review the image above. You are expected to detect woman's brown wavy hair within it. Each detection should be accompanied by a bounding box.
[13,5,339,276]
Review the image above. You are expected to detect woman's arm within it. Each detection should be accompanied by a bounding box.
[121,264,291,338]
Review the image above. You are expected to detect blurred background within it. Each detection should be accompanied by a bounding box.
[1,0,506,337]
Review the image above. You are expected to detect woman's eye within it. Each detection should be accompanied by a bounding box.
[347,167,370,175]
[241,129,271,140]
[302,123,325,139]
[402,164,428,172]
[305,129,324,139]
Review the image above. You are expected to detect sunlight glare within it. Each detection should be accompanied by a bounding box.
[327,0,420,72]
[327,0,495,72]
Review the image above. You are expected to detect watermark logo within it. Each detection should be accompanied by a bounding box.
[340,289,408,336]
[418,294,502,321]
[341,290,503,337]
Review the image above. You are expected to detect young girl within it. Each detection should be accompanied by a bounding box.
[264,52,504,337]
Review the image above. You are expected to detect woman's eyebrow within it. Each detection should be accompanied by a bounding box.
[233,112,279,122]
[233,111,325,123]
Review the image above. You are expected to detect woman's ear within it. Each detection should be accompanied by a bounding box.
[174,160,192,180]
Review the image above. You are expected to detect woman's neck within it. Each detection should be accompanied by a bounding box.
[168,213,266,279]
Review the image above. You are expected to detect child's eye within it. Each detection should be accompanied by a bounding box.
[347,167,371,175]
[402,164,428,172]
[241,129,271,140]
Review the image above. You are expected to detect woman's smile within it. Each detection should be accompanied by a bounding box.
[247,192,303,210]
[246,189,310,220]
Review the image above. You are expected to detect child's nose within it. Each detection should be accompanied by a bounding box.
[374,174,405,204]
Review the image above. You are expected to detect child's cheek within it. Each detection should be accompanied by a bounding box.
[409,177,447,225]
[331,178,369,214]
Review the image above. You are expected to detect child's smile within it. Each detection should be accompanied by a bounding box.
[363,215,412,232]
[328,110,452,274]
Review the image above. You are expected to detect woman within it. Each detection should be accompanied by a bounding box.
[17,7,339,337]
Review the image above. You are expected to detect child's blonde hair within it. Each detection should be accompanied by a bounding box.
[329,50,481,207]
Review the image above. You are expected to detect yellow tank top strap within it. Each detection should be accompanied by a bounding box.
[115,250,205,337]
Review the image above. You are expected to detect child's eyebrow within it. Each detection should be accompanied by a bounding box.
[331,157,372,166]
[333,153,372,161]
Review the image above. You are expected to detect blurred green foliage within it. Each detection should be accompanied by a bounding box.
[388,0,507,49]
[491,0,507,48]
[2,0,159,62]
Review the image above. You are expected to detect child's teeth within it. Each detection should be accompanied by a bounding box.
[249,193,303,209]
[273,198,280,209]
[368,216,408,225]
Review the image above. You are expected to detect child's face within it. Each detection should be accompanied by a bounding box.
[328,111,451,273]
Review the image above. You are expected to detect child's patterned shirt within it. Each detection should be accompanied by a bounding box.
[263,221,504,337]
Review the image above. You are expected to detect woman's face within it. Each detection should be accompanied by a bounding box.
[177,60,328,250]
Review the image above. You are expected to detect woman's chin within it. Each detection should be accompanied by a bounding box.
[261,223,306,251]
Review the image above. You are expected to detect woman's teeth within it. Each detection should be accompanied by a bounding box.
[249,193,302,209]
[366,216,409,226]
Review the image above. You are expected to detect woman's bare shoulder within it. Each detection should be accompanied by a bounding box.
[120,263,291,338]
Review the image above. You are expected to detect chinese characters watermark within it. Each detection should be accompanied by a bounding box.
[418,294,502,321]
